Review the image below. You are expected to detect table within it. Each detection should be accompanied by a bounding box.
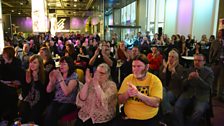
[181,56,194,60]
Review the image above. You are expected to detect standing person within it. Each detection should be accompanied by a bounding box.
[75,63,117,126]
[0,46,25,125]
[117,54,163,126]
[45,56,79,126]
[174,54,214,126]
[209,29,224,99]
[19,54,47,125]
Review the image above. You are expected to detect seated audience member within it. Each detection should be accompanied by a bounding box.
[118,54,163,126]
[19,55,47,125]
[65,43,76,61]
[39,47,56,105]
[45,56,79,126]
[116,41,129,63]
[159,49,185,115]
[56,39,65,57]
[147,46,163,76]
[174,54,214,126]
[22,43,33,70]
[39,47,55,74]
[119,46,140,88]
[89,41,116,79]
[0,46,25,124]
[76,46,90,70]
[189,43,201,56]
[75,63,117,126]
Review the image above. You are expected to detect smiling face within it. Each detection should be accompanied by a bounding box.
[94,63,110,83]
[132,60,148,79]
[168,50,179,65]
[59,60,69,74]
[29,58,40,71]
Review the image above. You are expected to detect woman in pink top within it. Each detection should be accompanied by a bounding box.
[76,63,117,126]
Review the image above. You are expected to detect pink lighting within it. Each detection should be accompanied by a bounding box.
[177,0,193,36]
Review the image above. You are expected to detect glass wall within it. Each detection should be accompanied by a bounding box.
[120,1,137,41]
[146,0,165,35]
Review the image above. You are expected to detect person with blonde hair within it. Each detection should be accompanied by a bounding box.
[159,49,185,118]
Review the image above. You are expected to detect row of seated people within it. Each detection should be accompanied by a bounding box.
[0,45,214,126]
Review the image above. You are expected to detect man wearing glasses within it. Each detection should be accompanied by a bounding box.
[173,54,214,126]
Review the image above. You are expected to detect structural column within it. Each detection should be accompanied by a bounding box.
[31,0,48,32]
[0,0,4,54]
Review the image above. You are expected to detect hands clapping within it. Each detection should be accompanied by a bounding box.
[127,82,139,97]
[188,70,199,80]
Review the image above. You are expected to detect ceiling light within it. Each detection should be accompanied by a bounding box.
[18,12,21,15]
[11,10,14,12]
[74,4,77,7]
[74,0,77,1]
[56,2,61,7]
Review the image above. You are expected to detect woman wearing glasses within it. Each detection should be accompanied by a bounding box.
[75,63,117,126]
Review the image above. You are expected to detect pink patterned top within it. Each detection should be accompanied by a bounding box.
[76,80,117,124]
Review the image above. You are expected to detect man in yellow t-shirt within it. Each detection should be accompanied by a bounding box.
[118,54,163,126]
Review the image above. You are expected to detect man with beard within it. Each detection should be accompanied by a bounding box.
[117,54,163,126]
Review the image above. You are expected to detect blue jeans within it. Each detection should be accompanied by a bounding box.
[161,88,176,114]
[173,96,208,126]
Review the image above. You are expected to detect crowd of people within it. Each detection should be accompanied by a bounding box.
[0,29,223,126]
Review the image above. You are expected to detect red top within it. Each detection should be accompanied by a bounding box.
[147,53,163,71]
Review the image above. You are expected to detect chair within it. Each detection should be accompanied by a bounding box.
[75,68,84,83]
[58,110,79,126]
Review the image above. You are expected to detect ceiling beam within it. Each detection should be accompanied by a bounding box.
[2,1,14,7]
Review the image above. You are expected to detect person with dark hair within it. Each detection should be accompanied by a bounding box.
[173,54,214,126]
[45,56,79,126]
[19,54,47,125]
[0,46,25,125]
[209,29,224,99]
[117,54,163,126]
[76,46,90,70]
[65,43,76,61]
[39,47,55,73]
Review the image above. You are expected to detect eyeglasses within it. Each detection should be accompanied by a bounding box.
[96,70,107,75]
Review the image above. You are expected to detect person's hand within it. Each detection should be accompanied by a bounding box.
[127,82,139,97]
[170,67,176,74]
[85,68,92,84]
[49,70,56,84]
[53,69,63,80]
[188,70,199,80]
[163,59,168,68]
[94,48,100,56]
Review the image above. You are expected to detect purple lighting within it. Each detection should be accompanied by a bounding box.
[70,17,85,29]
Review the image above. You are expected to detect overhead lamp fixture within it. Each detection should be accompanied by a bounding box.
[11,10,14,12]
[74,4,77,7]
[74,0,77,1]
[18,12,21,15]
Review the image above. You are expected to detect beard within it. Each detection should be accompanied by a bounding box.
[133,67,147,80]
